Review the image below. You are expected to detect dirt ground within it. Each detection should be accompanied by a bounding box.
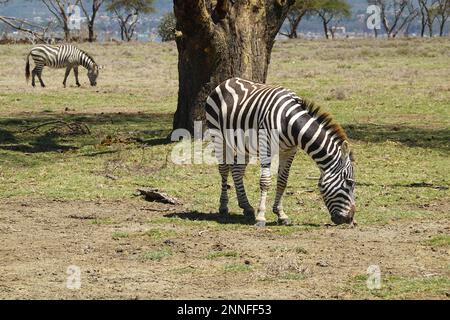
[1,199,448,299]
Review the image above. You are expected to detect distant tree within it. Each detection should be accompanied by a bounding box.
[436,0,450,36]
[0,15,53,42]
[79,0,106,42]
[281,0,319,38]
[107,0,155,41]
[315,0,351,39]
[157,11,176,42]
[40,0,81,41]
[418,0,439,37]
[372,0,419,38]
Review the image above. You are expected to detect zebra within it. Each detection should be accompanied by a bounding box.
[205,77,356,227]
[25,44,99,88]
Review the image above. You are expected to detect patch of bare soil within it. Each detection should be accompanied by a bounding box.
[0,200,448,299]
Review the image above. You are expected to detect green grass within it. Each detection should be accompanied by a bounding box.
[207,251,239,260]
[351,275,450,299]
[112,232,129,240]
[142,248,173,261]
[425,235,450,248]
[223,262,252,272]
[1,40,448,227]
[144,228,177,240]
[281,273,306,281]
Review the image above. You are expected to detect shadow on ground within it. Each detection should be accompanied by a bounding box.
[1,112,449,156]
[0,112,173,154]
[164,211,255,225]
[0,132,77,153]
[164,211,325,227]
[344,123,449,151]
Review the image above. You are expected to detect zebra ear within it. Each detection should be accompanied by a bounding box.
[341,141,350,159]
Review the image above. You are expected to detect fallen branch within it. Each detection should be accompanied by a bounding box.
[136,188,181,205]
[0,16,53,43]
[21,120,90,135]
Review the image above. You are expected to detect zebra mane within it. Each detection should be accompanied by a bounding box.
[80,49,97,66]
[299,99,350,147]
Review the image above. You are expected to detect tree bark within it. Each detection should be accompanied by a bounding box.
[322,19,329,39]
[439,19,445,36]
[63,24,70,41]
[88,23,95,42]
[172,0,294,132]
[287,11,305,38]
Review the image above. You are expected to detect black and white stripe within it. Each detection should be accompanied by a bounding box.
[25,44,99,87]
[206,77,356,226]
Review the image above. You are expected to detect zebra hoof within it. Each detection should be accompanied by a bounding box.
[219,207,229,215]
[243,207,255,219]
[254,220,266,228]
[278,218,292,226]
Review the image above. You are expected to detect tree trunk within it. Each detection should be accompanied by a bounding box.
[439,19,446,36]
[322,19,329,39]
[63,20,70,42]
[427,15,434,37]
[289,12,304,38]
[288,22,298,38]
[421,17,426,37]
[172,0,293,132]
[120,25,125,41]
[88,22,95,42]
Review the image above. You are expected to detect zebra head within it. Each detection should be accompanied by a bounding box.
[318,141,356,225]
[87,64,99,86]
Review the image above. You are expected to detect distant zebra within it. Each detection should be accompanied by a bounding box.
[206,77,356,226]
[25,44,99,88]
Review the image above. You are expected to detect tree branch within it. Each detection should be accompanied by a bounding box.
[0,16,51,42]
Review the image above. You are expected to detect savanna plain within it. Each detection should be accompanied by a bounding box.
[0,38,449,299]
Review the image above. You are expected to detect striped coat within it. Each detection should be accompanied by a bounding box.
[25,44,99,87]
[206,77,356,226]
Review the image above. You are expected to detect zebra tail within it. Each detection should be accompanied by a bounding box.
[25,53,31,83]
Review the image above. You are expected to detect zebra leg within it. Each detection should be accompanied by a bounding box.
[36,67,45,87]
[31,68,37,87]
[231,164,255,219]
[63,66,71,88]
[218,164,230,215]
[273,149,297,226]
[255,163,271,227]
[73,66,81,87]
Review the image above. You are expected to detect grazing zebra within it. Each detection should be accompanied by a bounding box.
[25,44,99,88]
[206,77,356,227]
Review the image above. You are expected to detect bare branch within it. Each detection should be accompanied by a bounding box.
[0,16,52,42]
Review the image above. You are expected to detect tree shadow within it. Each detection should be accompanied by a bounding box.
[0,112,174,155]
[0,111,173,127]
[0,132,77,153]
[0,128,16,144]
[344,123,450,151]
[2,112,448,157]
